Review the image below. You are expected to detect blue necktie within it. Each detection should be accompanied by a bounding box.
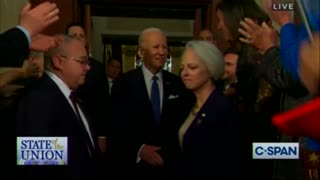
[151,76,161,124]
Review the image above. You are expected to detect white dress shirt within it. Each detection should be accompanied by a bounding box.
[108,76,113,95]
[141,64,163,112]
[136,65,164,163]
[46,70,95,147]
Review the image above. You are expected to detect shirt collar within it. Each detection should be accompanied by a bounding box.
[45,70,73,98]
[142,64,162,81]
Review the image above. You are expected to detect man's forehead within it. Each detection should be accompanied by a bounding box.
[65,41,86,52]
[224,53,238,59]
[145,31,166,39]
[69,26,85,33]
[143,41,167,49]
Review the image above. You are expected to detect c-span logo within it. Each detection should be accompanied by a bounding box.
[253,143,299,159]
[17,137,68,165]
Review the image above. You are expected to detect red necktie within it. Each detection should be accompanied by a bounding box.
[69,91,95,157]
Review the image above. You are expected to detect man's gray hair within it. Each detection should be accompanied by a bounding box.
[185,40,224,80]
[138,27,166,47]
[44,34,82,70]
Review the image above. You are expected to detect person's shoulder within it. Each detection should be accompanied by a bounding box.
[1,27,25,37]
[211,90,236,110]
[162,70,181,82]
[162,70,178,77]
[112,68,139,87]
[121,68,141,79]
[18,79,55,108]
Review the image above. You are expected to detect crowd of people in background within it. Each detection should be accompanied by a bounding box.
[0,0,319,179]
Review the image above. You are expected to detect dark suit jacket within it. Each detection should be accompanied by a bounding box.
[0,27,29,67]
[15,74,100,180]
[108,67,188,176]
[163,89,244,178]
[76,57,110,136]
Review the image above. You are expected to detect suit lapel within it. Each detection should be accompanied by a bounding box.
[136,67,150,99]
[135,68,154,112]
[76,99,98,148]
[43,74,78,120]
[43,74,98,157]
[162,72,170,113]
[190,90,217,129]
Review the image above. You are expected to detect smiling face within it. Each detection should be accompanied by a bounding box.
[138,30,168,74]
[180,48,212,91]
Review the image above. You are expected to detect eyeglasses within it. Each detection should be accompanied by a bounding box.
[59,55,90,66]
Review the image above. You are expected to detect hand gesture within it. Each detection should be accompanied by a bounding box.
[239,18,279,54]
[139,145,164,166]
[299,34,320,95]
[19,2,59,37]
[22,60,41,78]
[0,84,24,98]
[30,34,59,52]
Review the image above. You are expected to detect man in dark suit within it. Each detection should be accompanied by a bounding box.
[220,49,239,101]
[65,23,110,154]
[16,35,100,179]
[106,58,121,95]
[1,2,59,175]
[108,27,187,178]
[0,1,59,67]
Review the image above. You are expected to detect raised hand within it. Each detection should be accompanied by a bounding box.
[238,18,279,54]
[299,34,320,95]
[30,34,58,52]
[19,2,59,37]
[139,145,164,166]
